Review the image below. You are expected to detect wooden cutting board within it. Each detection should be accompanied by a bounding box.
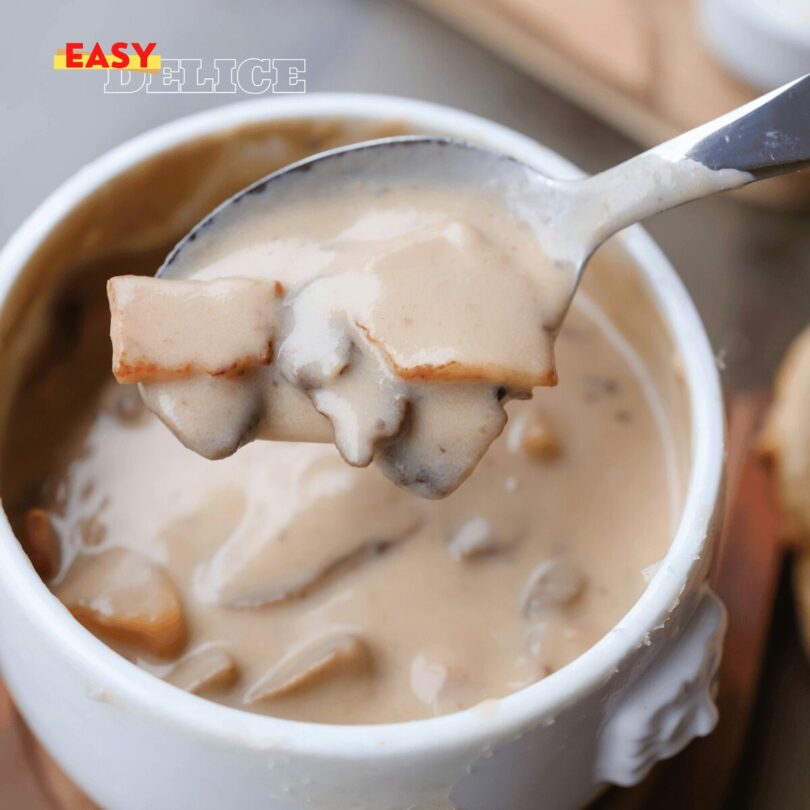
[415,0,810,208]
[0,394,787,808]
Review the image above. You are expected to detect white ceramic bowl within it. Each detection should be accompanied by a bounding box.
[0,95,726,810]
[700,0,810,90]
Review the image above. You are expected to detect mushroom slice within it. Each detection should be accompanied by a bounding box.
[108,275,282,384]
[244,630,371,704]
[21,508,60,580]
[355,234,557,388]
[140,374,264,461]
[165,647,238,695]
[520,410,561,461]
[520,557,586,618]
[376,382,509,499]
[56,548,186,658]
[195,457,424,608]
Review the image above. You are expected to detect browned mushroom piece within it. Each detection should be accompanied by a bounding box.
[520,557,586,618]
[195,456,425,608]
[21,508,61,580]
[760,325,810,544]
[521,410,561,461]
[164,647,238,695]
[108,275,283,384]
[244,630,372,704]
[55,548,187,658]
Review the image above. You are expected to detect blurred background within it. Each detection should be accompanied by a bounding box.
[1,1,809,807]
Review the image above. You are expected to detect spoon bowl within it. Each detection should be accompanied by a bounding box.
[159,136,584,331]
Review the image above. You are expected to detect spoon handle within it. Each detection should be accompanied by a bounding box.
[679,73,810,179]
[575,74,810,248]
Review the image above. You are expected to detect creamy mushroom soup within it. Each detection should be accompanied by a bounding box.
[21,294,675,723]
[108,183,572,499]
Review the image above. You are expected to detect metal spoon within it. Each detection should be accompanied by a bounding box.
[160,73,810,333]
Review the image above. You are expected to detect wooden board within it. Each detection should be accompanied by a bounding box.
[0,394,787,808]
[415,0,810,208]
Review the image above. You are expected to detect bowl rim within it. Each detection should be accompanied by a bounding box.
[0,93,724,759]
[735,0,810,45]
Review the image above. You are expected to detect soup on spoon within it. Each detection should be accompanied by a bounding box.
[109,170,569,499]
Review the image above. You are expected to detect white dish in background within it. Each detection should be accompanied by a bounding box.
[0,95,726,810]
[700,0,810,89]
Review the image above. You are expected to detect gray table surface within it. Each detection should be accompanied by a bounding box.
[2,1,809,807]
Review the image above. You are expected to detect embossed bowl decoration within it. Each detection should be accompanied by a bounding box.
[0,95,725,810]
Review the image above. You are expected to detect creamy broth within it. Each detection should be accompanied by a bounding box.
[28,295,675,724]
